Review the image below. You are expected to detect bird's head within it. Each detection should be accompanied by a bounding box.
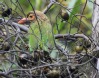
[18,10,48,24]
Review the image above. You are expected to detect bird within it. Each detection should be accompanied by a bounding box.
[18,10,55,54]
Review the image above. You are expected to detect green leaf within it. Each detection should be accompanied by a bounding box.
[69,0,81,19]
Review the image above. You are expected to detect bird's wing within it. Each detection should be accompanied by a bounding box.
[41,20,54,51]
[28,22,40,52]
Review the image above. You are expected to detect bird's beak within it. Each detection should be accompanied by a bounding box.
[18,18,29,24]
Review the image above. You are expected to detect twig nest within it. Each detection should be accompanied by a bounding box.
[18,53,34,68]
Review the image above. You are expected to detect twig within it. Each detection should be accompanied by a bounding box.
[0,72,12,78]
[0,18,28,32]
[43,0,55,14]
[54,34,91,41]
[77,0,87,32]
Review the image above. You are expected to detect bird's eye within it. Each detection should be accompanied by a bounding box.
[29,15,33,18]
[28,14,35,21]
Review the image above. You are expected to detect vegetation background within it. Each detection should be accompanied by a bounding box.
[0,0,97,78]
